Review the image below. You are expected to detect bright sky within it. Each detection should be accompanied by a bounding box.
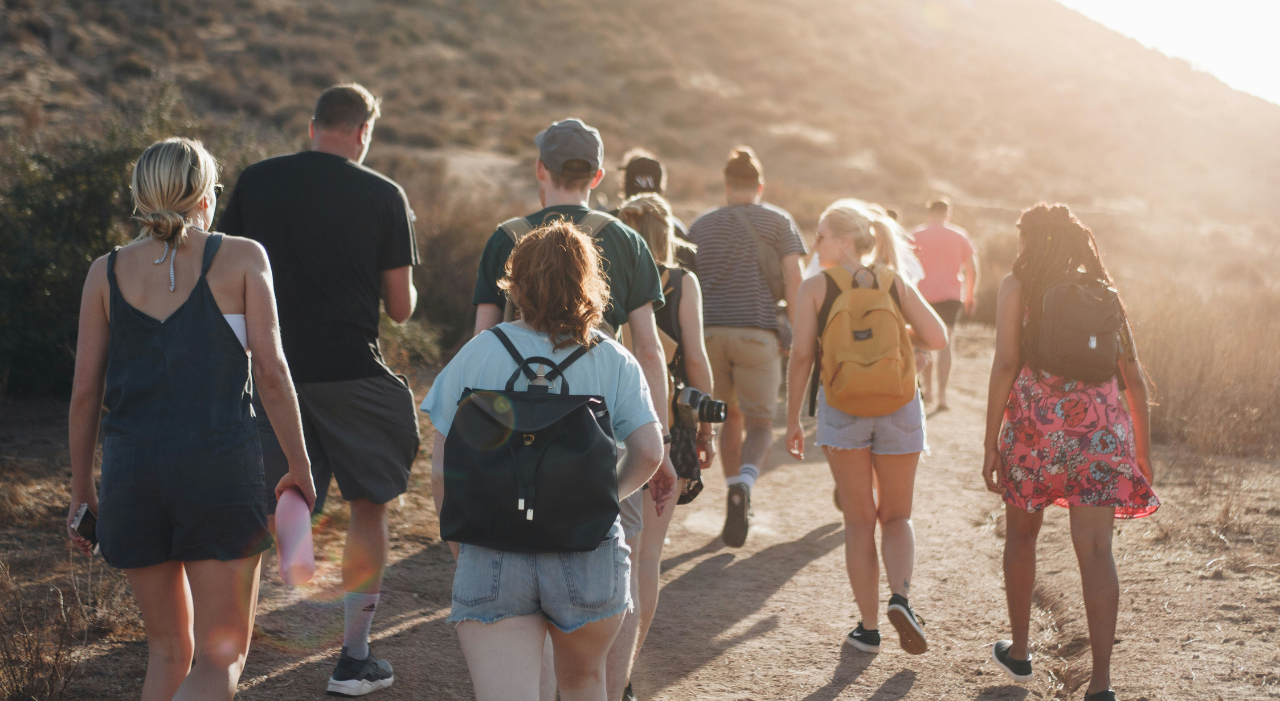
[1055,0,1280,106]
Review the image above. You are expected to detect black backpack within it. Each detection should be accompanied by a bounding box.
[1033,282,1122,384]
[440,327,620,553]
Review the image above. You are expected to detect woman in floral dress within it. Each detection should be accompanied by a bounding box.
[982,204,1158,701]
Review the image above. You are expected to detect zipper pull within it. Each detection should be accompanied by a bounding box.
[526,509,534,521]
[518,498,525,510]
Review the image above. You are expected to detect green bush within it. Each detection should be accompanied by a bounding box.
[0,85,280,397]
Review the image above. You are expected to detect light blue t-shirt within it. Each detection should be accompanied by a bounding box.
[421,323,659,442]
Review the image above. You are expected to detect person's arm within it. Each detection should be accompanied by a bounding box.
[1118,325,1154,484]
[474,303,502,336]
[430,429,461,560]
[627,303,677,514]
[244,242,316,508]
[784,274,824,461]
[898,277,949,351]
[781,252,803,325]
[963,252,980,317]
[678,273,717,468]
[66,258,110,556]
[982,275,1023,493]
[617,421,665,499]
[381,265,417,323]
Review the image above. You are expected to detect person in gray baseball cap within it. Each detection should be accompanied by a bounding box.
[469,119,677,700]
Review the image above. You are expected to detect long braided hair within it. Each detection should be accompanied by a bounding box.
[1013,204,1132,375]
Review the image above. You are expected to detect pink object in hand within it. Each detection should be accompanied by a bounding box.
[275,488,316,585]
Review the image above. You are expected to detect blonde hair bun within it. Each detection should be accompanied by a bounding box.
[131,137,219,246]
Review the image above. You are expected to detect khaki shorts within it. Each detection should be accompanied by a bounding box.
[704,326,782,421]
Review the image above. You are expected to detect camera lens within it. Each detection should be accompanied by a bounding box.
[698,397,728,424]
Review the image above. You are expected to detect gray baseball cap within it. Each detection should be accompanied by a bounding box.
[534,118,603,174]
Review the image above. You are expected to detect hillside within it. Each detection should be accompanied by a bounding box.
[3,0,1280,239]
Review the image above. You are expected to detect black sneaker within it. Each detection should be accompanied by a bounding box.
[1083,691,1117,701]
[327,647,394,697]
[991,640,1033,683]
[621,681,637,700]
[722,483,751,548]
[844,623,881,653]
[886,594,928,655]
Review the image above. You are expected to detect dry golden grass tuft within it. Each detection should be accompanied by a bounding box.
[1131,281,1280,458]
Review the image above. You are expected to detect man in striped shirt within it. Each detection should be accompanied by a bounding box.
[688,146,805,548]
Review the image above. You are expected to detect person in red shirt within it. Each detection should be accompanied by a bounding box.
[910,198,979,411]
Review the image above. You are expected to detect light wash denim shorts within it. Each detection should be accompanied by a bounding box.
[814,388,927,455]
[447,520,631,633]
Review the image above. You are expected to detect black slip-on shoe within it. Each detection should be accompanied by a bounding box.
[722,483,751,548]
[991,640,1033,683]
[844,623,881,653]
[327,647,394,697]
[886,594,928,655]
[1083,691,1117,701]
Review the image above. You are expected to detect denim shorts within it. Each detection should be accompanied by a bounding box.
[814,389,927,455]
[448,520,631,633]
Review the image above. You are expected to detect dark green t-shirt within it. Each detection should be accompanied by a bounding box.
[472,205,664,330]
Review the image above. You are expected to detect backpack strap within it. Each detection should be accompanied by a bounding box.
[807,270,845,417]
[577,210,617,237]
[499,218,536,323]
[490,327,597,395]
[875,266,903,312]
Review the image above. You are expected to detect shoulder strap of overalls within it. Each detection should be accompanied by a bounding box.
[200,233,225,277]
[106,247,122,290]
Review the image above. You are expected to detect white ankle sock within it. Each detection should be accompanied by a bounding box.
[343,592,380,660]
[725,464,759,490]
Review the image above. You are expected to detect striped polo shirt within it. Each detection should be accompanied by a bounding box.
[688,203,807,330]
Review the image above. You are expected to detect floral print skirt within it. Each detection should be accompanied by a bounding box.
[999,367,1159,519]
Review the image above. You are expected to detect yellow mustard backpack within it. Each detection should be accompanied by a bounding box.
[812,265,916,417]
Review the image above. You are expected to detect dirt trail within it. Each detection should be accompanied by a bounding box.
[96,326,1268,700]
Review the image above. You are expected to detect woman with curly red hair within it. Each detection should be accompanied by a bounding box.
[421,221,667,701]
[982,203,1159,700]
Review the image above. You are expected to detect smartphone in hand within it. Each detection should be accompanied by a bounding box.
[72,503,99,552]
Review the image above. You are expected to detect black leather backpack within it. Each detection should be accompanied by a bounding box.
[1033,281,1122,384]
[440,327,620,553]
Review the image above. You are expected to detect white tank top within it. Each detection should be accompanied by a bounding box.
[224,314,247,349]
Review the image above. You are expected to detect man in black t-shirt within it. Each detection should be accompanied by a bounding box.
[219,84,418,697]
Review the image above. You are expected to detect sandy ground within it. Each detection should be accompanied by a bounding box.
[60,327,1279,699]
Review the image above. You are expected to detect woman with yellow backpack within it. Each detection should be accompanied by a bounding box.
[785,199,948,655]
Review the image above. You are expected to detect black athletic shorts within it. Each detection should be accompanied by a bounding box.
[929,299,963,328]
[255,373,420,514]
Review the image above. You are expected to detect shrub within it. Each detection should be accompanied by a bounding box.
[0,83,282,397]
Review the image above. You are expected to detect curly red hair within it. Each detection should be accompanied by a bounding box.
[499,220,610,350]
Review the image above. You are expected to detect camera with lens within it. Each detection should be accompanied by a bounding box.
[676,386,727,424]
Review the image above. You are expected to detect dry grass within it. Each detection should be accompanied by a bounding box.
[1128,281,1280,457]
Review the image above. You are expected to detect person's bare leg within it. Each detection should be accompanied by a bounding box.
[457,614,548,701]
[344,499,389,594]
[720,407,745,479]
[635,482,680,655]
[538,633,557,701]
[1003,505,1044,660]
[174,555,263,701]
[935,338,954,409]
[1070,506,1118,696]
[740,416,775,469]
[827,446,880,628]
[870,452,919,599]
[550,612,626,701]
[604,537,641,701]
[126,561,194,701]
[921,352,935,406]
